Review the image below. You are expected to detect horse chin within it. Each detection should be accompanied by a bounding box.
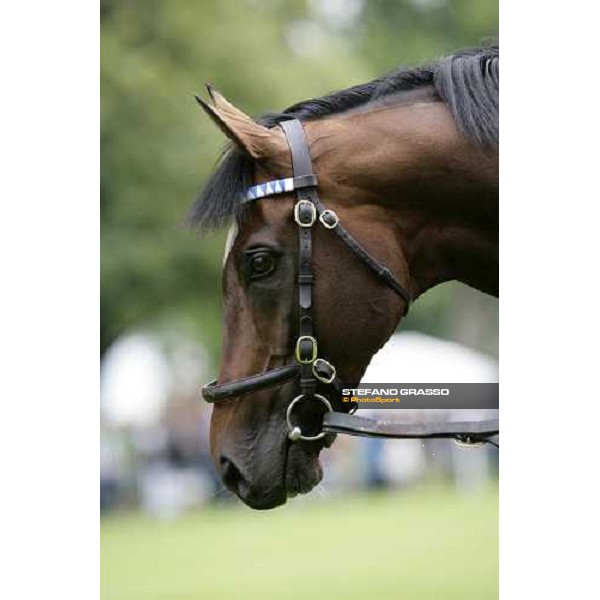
[284,441,325,498]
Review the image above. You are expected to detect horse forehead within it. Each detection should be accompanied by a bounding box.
[222,200,293,269]
[257,197,294,229]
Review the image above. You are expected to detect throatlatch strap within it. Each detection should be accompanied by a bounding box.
[311,197,411,309]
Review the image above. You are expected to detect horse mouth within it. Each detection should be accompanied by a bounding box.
[283,398,338,501]
[214,386,335,509]
[231,441,323,510]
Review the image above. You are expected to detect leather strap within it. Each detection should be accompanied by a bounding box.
[202,363,299,402]
[323,412,499,445]
[280,119,318,398]
[280,119,314,176]
[312,197,411,309]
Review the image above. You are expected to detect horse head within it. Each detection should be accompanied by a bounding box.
[196,89,410,508]
[193,48,498,509]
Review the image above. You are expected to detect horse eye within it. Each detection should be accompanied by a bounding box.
[248,251,276,279]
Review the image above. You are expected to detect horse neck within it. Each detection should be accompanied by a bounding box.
[307,101,499,299]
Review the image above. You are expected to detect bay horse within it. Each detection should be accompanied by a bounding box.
[191,46,498,509]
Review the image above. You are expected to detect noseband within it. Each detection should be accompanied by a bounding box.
[202,119,499,447]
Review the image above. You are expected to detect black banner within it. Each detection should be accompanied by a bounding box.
[341,383,499,409]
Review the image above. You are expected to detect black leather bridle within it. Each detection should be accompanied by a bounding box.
[202,119,499,447]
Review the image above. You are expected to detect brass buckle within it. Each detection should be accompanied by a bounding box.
[312,358,336,384]
[295,336,317,364]
[294,200,316,227]
[319,209,339,229]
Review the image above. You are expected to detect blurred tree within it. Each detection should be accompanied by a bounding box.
[101,0,498,361]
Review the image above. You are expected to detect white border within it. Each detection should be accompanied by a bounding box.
[2,1,600,598]
[1,1,99,598]
[502,1,600,597]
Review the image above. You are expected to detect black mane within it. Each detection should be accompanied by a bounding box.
[191,45,498,230]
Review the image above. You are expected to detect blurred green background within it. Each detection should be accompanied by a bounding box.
[102,484,498,600]
[101,2,498,599]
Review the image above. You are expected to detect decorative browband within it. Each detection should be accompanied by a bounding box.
[243,174,318,203]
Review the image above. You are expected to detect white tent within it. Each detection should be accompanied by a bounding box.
[363,331,498,383]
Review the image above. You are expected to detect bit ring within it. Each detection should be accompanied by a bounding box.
[286,394,332,442]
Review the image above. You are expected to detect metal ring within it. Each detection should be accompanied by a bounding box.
[319,209,339,229]
[286,394,333,442]
[294,200,316,227]
[312,358,336,384]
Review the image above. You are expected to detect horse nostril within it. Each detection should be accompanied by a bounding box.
[219,455,249,497]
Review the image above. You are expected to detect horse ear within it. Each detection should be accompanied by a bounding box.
[195,86,287,161]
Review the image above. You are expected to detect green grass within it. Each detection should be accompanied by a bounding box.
[101,483,498,600]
